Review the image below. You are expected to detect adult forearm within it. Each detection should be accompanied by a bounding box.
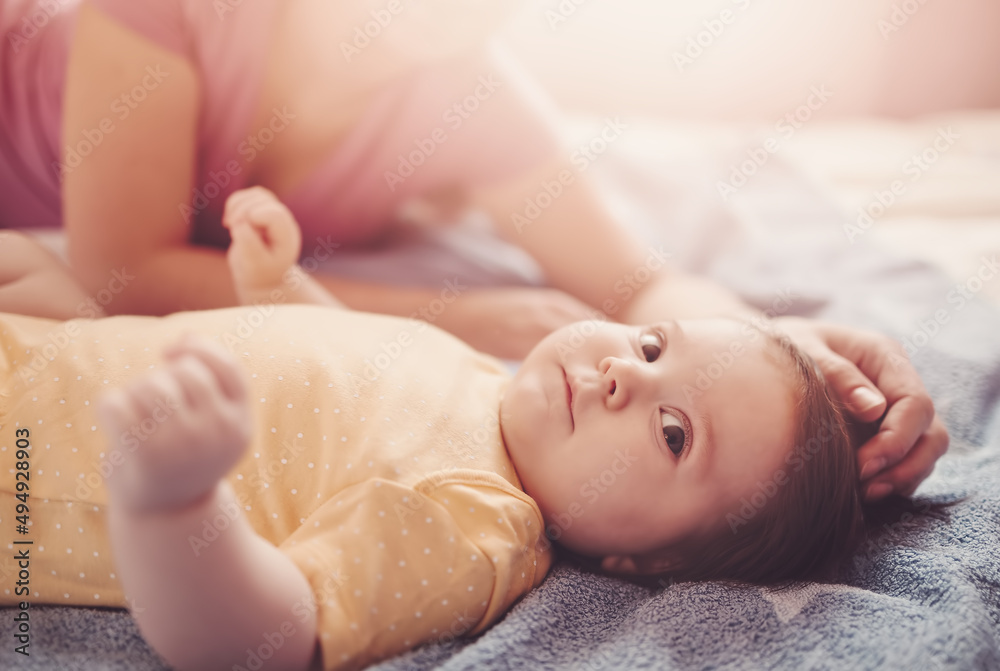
[78,245,239,316]
[81,243,440,319]
[620,270,762,326]
[313,273,442,318]
[107,480,318,671]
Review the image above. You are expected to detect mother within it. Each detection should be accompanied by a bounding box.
[1,0,946,503]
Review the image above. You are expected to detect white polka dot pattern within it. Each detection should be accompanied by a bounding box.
[0,306,552,670]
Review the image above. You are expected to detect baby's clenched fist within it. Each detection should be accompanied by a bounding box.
[223,186,303,299]
[96,333,253,514]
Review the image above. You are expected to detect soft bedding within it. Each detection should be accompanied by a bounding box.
[2,113,999,670]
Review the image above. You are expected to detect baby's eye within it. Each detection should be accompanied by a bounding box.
[639,331,662,362]
[661,410,688,456]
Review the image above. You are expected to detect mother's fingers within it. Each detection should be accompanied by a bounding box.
[855,390,936,472]
[823,324,928,410]
[810,350,886,423]
[777,318,950,500]
[861,414,949,501]
[821,321,943,472]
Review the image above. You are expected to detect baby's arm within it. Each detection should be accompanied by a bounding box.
[108,481,321,670]
[223,187,345,309]
[97,335,320,670]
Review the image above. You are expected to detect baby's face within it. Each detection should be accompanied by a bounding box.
[499,318,796,560]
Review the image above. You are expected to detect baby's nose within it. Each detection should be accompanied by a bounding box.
[598,357,635,410]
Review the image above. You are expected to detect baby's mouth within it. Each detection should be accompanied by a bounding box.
[562,366,574,432]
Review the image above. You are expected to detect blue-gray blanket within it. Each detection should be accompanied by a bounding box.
[2,153,997,670]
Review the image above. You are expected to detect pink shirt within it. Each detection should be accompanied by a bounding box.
[0,0,560,250]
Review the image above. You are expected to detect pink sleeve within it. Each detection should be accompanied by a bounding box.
[85,0,191,55]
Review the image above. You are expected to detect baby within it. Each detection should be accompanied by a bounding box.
[0,190,864,671]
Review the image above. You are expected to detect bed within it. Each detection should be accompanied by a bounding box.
[2,111,999,670]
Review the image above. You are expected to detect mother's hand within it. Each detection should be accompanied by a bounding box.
[772,316,949,502]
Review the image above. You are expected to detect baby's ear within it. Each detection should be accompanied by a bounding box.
[600,552,677,575]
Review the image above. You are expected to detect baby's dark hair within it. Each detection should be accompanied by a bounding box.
[561,327,960,590]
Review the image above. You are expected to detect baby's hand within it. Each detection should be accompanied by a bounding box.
[223,186,303,298]
[96,333,253,513]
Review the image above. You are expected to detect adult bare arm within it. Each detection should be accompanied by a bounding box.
[90,235,475,323]
[62,7,323,317]
[473,150,763,330]
[97,231,547,357]
[62,4,205,313]
[60,8,557,331]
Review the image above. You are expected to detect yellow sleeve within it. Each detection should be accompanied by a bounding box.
[278,473,551,671]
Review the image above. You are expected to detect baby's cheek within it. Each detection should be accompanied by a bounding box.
[530,471,607,545]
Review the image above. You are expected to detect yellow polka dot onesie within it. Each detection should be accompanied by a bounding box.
[0,305,553,670]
